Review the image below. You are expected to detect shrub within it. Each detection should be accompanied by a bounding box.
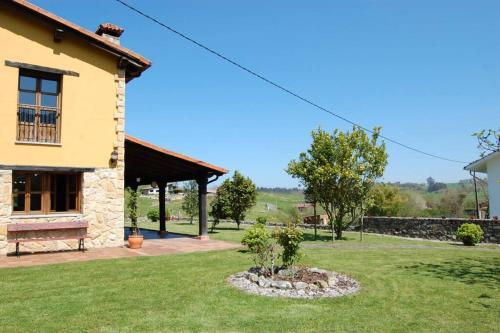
[456,223,483,246]
[286,207,302,225]
[241,225,277,270]
[126,187,139,234]
[256,216,267,226]
[273,225,304,267]
[147,208,160,222]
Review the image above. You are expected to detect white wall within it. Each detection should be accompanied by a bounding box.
[487,155,500,218]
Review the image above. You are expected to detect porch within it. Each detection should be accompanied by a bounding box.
[124,135,228,239]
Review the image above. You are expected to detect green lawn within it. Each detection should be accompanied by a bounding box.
[1,224,498,333]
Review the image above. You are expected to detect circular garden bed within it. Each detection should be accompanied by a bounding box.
[228,266,360,299]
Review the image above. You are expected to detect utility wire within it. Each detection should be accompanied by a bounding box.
[114,0,467,164]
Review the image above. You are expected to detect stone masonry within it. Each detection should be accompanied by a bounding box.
[360,216,500,243]
[0,69,127,256]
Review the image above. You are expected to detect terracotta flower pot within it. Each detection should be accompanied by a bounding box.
[128,234,144,249]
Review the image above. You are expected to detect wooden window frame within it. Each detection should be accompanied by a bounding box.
[11,172,81,215]
[16,69,62,144]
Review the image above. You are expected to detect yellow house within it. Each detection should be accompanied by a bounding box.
[0,0,227,256]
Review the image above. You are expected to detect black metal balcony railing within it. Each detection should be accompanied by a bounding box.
[17,104,60,143]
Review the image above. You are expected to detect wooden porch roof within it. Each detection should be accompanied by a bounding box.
[125,135,228,186]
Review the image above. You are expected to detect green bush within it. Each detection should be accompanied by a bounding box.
[456,223,483,246]
[273,225,304,267]
[241,224,276,269]
[242,224,271,253]
[256,216,267,226]
[147,209,160,222]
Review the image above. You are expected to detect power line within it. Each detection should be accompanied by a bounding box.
[114,0,467,164]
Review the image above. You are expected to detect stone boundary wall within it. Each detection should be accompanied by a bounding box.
[360,217,499,243]
[208,217,499,244]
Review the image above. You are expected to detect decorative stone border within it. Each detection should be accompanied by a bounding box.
[228,267,360,299]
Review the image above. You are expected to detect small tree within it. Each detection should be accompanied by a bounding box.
[210,171,257,230]
[427,177,447,192]
[287,127,387,241]
[273,225,304,267]
[126,187,140,235]
[286,207,302,225]
[256,216,267,226]
[367,184,405,216]
[473,128,500,157]
[242,225,278,274]
[181,180,198,224]
[209,183,231,231]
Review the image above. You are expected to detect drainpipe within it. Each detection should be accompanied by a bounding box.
[470,171,480,219]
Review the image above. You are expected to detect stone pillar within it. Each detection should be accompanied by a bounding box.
[197,178,208,240]
[158,180,167,234]
[0,170,12,255]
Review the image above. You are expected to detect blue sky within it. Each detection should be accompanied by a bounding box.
[32,0,499,187]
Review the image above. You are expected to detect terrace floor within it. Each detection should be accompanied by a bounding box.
[0,233,240,269]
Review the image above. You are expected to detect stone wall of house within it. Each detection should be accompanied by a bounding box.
[0,167,125,255]
[0,170,12,255]
[360,217,499,243]
[0,69,127,256]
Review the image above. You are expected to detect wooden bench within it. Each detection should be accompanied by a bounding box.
[7,221,88,257]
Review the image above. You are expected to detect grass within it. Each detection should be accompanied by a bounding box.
[1,224,498,332]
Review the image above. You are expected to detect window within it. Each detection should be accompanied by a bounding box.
[17,70,61,143]
[12,172,81,215]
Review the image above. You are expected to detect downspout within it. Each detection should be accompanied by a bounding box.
[207,174,220,185]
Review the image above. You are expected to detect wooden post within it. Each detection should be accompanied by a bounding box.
[197,178,208,240]
[158,180,167,235]
[472,172,480,219]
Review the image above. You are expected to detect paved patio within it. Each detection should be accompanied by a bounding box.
[0,234,241,269]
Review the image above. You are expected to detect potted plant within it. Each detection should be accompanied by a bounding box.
[127,187,144,249]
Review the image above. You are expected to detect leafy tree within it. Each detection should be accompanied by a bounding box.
[286,206,302,225]
[439,190,467,217]
[398,191,426,217]
[366,184,405,216]
[210,171,257,230]
[209,184,231,231]
[181,180,198,224]
[426,177,447,192]
[287,126,387,240]
[473,128,500,157]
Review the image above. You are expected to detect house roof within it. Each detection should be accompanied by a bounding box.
[4,0,151,81]
[125,135,228,185]
[464,150,500,173]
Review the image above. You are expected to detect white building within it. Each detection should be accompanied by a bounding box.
[465,150,500,218]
